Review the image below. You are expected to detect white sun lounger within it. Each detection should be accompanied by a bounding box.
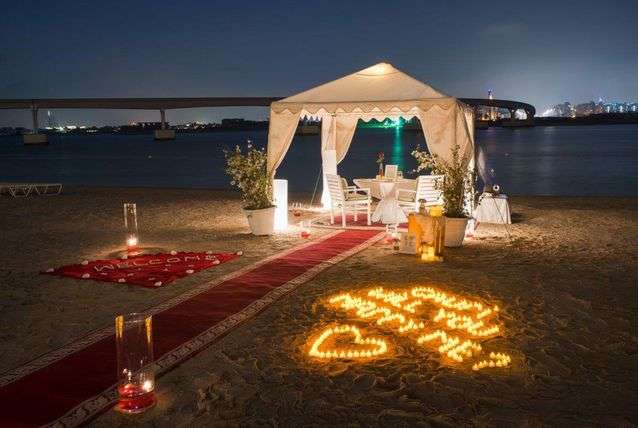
[0,183,62,197]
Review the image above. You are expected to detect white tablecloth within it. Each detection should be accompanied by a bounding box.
[474,194,511,224]
[371,181,408,225]
[353,178,416,200]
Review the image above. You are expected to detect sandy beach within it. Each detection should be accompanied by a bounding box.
[1,188,637,426]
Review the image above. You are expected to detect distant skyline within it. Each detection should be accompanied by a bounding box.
[1,0,637,128]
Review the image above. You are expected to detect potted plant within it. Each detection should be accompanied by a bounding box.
[225,144,275,235]
[412,143,472,247]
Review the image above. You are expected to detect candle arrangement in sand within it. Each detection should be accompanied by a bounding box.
[307,286,514,371]
[308,324,388,359]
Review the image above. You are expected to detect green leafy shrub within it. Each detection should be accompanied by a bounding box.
[225,144,273,210]
[412,144,472,218]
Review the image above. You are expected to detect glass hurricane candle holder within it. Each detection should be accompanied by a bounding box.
[299,220,311,239]
[115,313,155,413]
[420,205,445,262]
[123,203,139,250]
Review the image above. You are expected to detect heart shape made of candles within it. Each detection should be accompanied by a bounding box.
[308,324,388,359]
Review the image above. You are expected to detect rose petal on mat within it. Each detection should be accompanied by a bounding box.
[81,260,88,266]
[154,281,162,287]
[81,273,90,279]
[186,269,194,274]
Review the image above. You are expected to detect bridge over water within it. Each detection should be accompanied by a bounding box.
[0,97,535,143]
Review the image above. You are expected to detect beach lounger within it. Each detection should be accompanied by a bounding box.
[0,182,62,197]
[32,183,63,196]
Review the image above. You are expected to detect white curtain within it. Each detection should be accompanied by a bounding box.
[335,115,359,164]
[417,105,456,164]
[319,114,359,207]
[267,109,301,177]
[267,102,475,178]
[417,102,473,167]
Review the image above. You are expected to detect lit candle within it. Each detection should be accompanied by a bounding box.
[312,285,513,372]
[126,234,138,248]
[421,245,436,261]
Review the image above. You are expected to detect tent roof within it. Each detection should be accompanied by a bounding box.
[267,63,475,176]
[278,63,451,105]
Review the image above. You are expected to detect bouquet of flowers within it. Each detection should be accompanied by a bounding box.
[376,152,385,176]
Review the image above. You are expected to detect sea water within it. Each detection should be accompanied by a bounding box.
[0,125,636,196]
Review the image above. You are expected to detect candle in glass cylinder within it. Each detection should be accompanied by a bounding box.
[123,203,139,250]
[299,221,311,239]
[115,313,156,413]
[408,213,422,241]
[426,205,445,261]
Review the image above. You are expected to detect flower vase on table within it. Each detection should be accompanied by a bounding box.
[376,152,385,178]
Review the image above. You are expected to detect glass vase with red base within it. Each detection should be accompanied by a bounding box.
[115,313,156,413]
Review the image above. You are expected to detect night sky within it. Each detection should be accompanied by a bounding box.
[1,0,636,127]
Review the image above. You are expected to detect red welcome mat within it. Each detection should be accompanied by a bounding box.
[42,251,240,288]
[0,229,382,427]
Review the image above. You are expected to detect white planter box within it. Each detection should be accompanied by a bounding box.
[244,206,275,236]
[444,217,469,247]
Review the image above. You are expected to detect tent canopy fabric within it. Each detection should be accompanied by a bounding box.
[267,62,474,179]
[275,62,449,107]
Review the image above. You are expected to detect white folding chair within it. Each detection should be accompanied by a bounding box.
[397,175,444,213]
[326,174,371,227]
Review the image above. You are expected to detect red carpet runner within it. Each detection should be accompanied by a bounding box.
[0,229,381,427]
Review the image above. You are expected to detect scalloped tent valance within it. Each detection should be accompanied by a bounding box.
[266,63,475,200]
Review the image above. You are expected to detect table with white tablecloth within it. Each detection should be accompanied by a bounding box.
[371,181,408,225]
[474,193,511,224]
[353,178,416,200]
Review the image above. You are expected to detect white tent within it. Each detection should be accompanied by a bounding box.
[266,62,475,206]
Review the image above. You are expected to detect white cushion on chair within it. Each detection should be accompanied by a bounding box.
[398,193,415,202]
[345,193,369,201]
